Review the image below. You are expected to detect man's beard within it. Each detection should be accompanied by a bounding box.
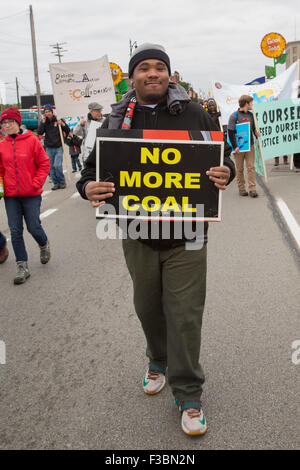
[138,90,167,104]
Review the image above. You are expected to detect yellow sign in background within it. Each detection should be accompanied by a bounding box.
[260,32,286,58]
[109,62,123,86]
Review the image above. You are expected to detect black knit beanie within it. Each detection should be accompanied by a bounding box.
[129,43,171,77]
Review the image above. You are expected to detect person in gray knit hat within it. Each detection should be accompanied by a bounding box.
[77,43,235,436]
[74,102,105,166]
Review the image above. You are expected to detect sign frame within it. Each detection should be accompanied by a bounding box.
[95,136,224,222]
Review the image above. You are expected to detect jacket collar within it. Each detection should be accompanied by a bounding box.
[108,82,191,129]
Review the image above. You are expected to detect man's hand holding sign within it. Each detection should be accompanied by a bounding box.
[206,166,230,190]
[85,181,115,208]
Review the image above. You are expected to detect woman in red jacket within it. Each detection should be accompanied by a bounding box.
[0,107,51,284]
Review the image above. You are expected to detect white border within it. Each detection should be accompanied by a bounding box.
[96,137,224,222]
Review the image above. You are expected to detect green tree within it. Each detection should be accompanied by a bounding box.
[179,80,198,102]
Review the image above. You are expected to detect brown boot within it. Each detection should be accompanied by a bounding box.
[0,243,9,264]
[239,190,248,196]
[249,191,258,198]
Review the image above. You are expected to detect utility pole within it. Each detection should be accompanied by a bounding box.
[129,39,137,57]
[29,5,41,123]
[15,77,20,108]
[50,42,67,63]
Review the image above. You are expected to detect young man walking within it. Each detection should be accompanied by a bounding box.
[77,43,235,436]
[37,104,69,190]
[227,95,260,197]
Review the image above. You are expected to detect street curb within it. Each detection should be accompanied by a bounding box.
[257,174,300,270]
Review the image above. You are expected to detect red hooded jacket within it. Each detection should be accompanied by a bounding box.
[0,130,50,197]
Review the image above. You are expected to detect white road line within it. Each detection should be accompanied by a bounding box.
[71,192,80,199]
[40,208,58,220]
[276,198,300,249]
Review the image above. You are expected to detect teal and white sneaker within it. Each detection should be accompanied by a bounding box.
[181,408,207,436]
[174,399,207,436]
[142,368,166,395]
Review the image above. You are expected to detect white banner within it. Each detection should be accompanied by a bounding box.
[213,61,299,125]
[49,55,115,119]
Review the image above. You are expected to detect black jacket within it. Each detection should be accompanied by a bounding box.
[76,100,235,248]
[37,116,70,148]
[65,134,82,156]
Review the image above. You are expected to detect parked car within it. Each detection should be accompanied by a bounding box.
[19,110,39,130]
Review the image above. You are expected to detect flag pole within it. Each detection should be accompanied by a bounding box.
[58,123,71,182]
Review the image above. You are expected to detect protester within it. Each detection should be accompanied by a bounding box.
[274,156,288,166]
[207,98,221,130]
[74,102,104,165]
[77,43,235,436]
[294,153,300,171]
[0,231,8,264]
[227,94,260,197]
[0,107,50,284]
[37,104,69,190]
[65,130,83,172]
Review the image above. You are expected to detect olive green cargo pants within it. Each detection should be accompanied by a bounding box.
[122,238,207,407]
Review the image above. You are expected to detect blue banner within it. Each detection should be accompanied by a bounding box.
[227,122,251,153]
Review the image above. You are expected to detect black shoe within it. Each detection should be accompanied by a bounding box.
[249,191,258,198]
[0,243,9,264]
[59,182,66,189]
[51,185,60,190]
[239,190,248,196]
[40,241,51,264]
[72,170,76,173]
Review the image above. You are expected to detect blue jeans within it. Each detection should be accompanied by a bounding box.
[71,155,82,171]
[4,196,48,262]
[0,231,6,251]
[46,147,65,186]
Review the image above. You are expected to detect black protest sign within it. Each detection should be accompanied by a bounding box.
[95,129,224,221]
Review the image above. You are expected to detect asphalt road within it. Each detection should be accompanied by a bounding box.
[0,172,299,450]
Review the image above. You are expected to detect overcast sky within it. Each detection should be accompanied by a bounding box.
[1,0,299,104]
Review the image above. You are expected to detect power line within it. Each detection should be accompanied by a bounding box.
[0,10,27,21]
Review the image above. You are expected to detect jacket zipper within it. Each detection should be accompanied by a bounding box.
[13,140,20,196]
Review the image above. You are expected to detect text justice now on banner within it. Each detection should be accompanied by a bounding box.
[95,129,224,222]
[253,98,300,160]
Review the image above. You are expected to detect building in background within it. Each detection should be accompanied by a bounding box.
[286,41,300,68]
[21,94,54,109]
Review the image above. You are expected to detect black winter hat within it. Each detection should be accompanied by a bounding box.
[129,43,171,77]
